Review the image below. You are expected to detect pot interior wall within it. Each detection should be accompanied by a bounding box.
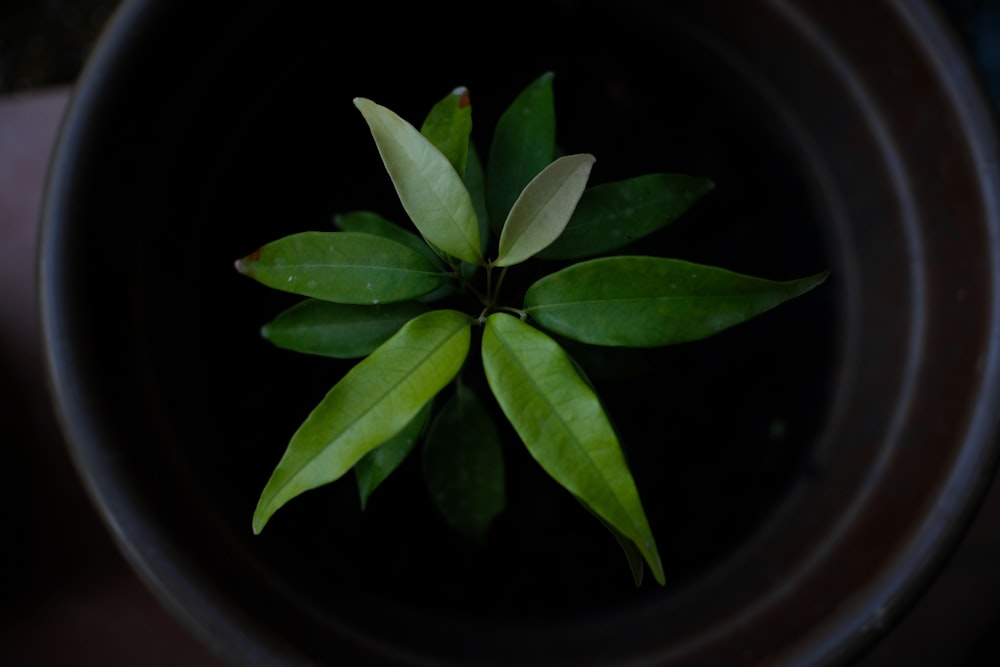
[41,0,999,665]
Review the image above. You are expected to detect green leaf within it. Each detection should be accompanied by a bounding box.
[420,86,473,177]
[495,154,596,267]
[253,309,472,534]
[261,299,428,359]
[333,211,461,303]
[354,97,483,265]
[481,312,664,585]
[465,144,490,258]
[537,173,715,260]
[355,402,432,509]
[422,384,506,543]
[334,210,442,266]
[525,256,829,347]
[486,71,556,235]
[235,231,448,305]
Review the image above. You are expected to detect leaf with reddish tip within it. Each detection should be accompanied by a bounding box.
[420,86,473,177]
[253,309,472,534]
[354,97,483,265]
[235,231,448,305]
[494,153,595,267]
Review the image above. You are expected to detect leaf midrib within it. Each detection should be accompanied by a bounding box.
[387,131,480,261]
[490,320,641,536]
[268,320,465,503]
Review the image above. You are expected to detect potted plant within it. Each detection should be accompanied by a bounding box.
[232,72,828,590]
[40,0,1000,665]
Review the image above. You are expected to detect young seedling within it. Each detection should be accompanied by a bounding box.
[235,72,828,586]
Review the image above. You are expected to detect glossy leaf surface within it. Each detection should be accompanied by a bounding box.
[538,173,715,260]
[495,154,596,267]
[253,309,472,533]
[355,97,482,265]
[422,385,506,542]
[486,71,556,234]
[261,299,428,359]
[355,402,432,509]
[420,86,473,177]
[235,231,447,305]
[525,256,829,347]
[481,313,664,584]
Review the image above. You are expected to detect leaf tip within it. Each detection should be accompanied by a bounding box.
[452,86,471,108]
[234,249,260,276]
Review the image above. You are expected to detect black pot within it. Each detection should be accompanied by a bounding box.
[40,0,1000,665]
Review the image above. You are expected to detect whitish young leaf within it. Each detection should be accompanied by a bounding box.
[524,256,829,347]
[486,71,556,235]
[355,402,433,509]
[481,312,664,584]
[423,384,506,543]
[252,309,472,534]
[235,231,448,305]
[261,299,428,359]
[537,173,715,260]
[495,154,596,267]
[420,86,473,177]
[354,97,482,265]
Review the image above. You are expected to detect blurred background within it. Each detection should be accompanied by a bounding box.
[0,0,119,95]
[0,1,998,665]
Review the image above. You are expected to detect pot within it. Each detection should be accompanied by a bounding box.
[40,0,1000,665]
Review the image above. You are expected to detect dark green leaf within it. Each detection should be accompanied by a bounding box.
[334,210,442,266]
[420,86,473,177]
[333,211,461,302]
[525,256,829,347]
[481,312,664,584]
[538,173,715,260]
[465,144,490,258]
[261,299,428,358]
[235,231,448,304]
[253,309,472,533]
[486,71,556,235]
[423,385,506,542]
[355,402,433,509]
